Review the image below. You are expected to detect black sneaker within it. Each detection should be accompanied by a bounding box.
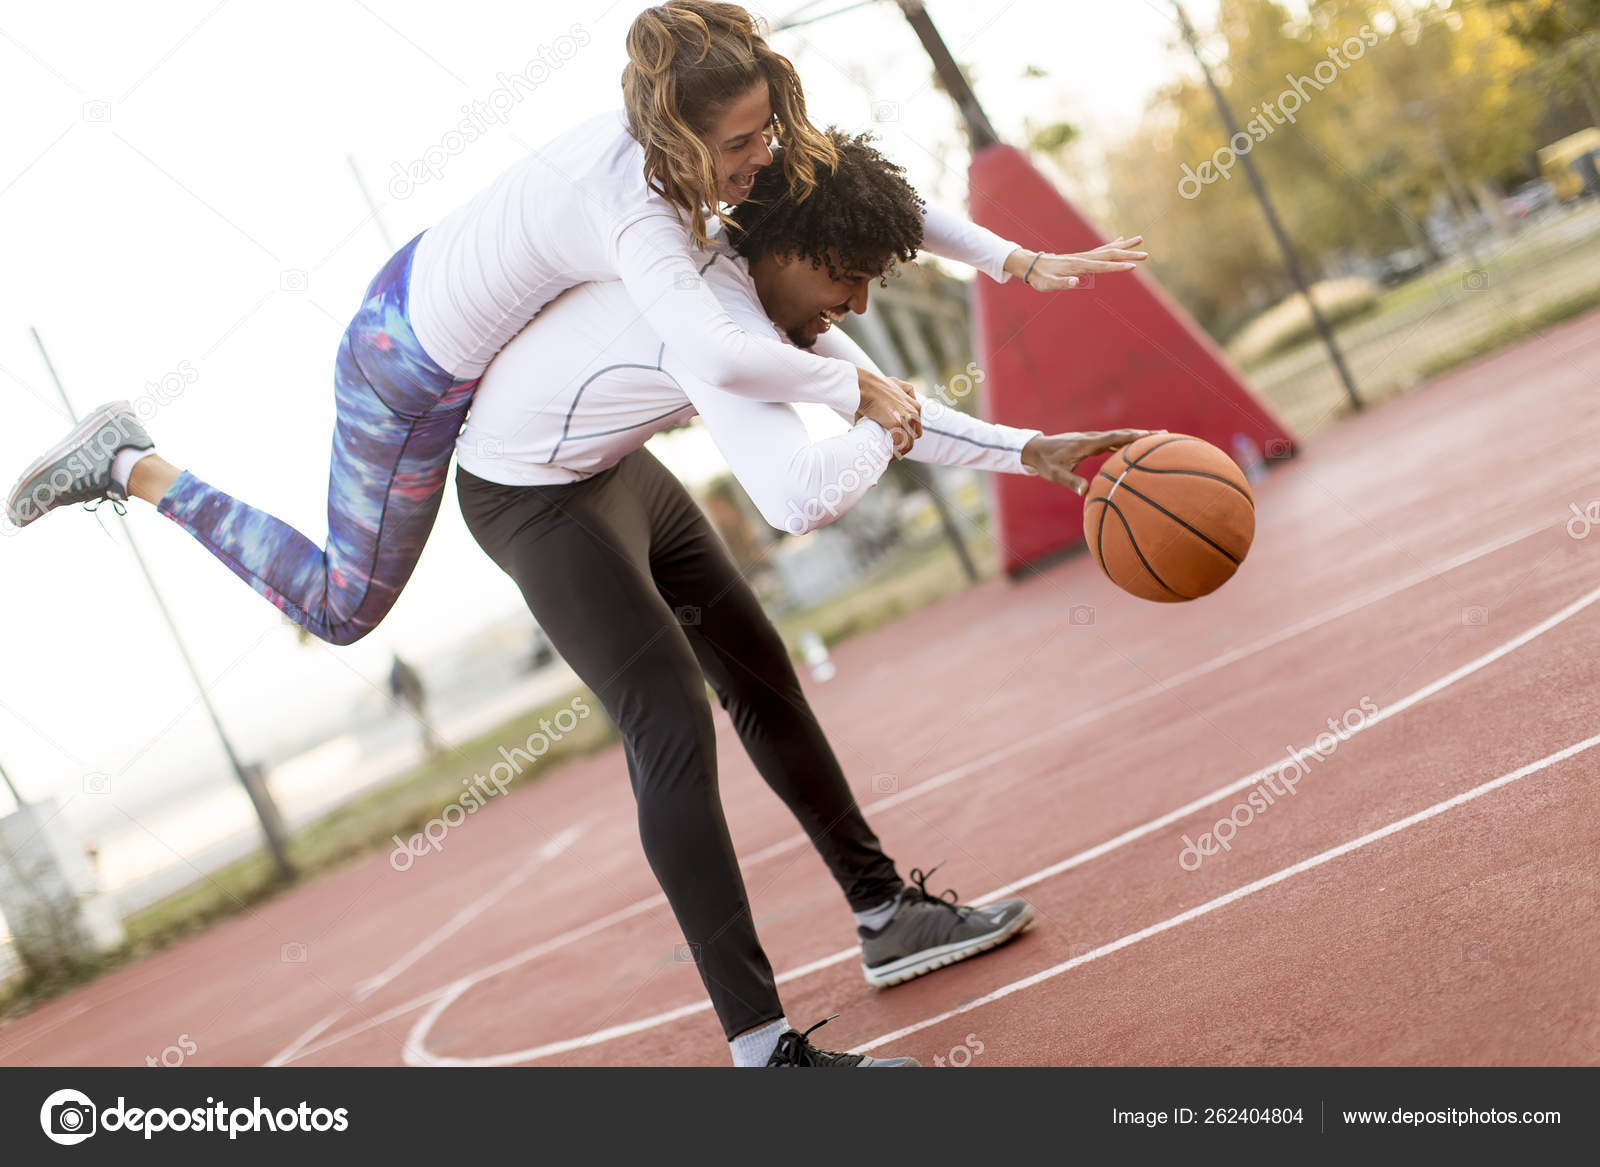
[5,401,152,529]
[765,1016,919,1067]
[860,864,1035,988]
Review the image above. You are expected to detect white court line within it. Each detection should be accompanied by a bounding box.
[277,519,1570,1064]
[737,513,1558,867]
[384,579,1600,1067]
[856,729,1600,1053]
[264,821,588,1067]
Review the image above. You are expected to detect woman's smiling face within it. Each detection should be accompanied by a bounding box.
[703,83,775,204]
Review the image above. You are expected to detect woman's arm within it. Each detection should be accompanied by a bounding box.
[611,214,915,450]
[920,203,1149,289]
[679,375,897,535]
[612,215,860,412]
[919,202,1022,283]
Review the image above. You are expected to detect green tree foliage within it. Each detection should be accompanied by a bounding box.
[1099,0,1550,338]
[1486,0,1600,122]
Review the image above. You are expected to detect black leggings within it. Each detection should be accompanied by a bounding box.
[456,451,903,1038]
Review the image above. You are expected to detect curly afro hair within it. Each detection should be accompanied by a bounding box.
[726,128,925,283]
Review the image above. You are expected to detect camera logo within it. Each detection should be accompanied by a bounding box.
[40,1088,97,1145]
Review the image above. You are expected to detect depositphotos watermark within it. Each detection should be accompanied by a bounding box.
[781,434,895,535]
[930,1033,985,1067]
[146,1034,198,1068]
[778,374,991,535]
[2,409,151,536]
[1567,501,1599,539]
[928,361,985,409]
[1178,25,1380,199]
[40,1088,348,1145]
[1178,697,1378,870]
[388,27,590,199]
[389,695,592,870]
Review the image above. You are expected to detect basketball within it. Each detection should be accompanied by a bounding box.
[1083,434,1255,602]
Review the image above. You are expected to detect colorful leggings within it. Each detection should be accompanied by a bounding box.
[158,234,478,646]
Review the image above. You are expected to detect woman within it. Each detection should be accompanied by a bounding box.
[6,1,1140,646]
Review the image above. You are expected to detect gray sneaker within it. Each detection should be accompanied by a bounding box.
[5,401,153,529]
[860,864,1035,988]
[765,1016,919,1067]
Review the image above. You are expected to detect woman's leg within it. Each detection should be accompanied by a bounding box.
[151,235,475,646]
[126,455,180,504]
[456,461,786,1041]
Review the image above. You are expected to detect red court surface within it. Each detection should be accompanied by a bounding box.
[3,312,1597,1069]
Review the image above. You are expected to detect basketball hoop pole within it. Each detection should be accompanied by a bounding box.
[1172,1,1363,412]
[892,1,1001,150]
[28,327,296,882]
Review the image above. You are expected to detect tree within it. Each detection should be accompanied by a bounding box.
[1485,0,1600,123]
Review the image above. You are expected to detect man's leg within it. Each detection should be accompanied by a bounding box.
[630,450,1039,989]
[455,461,784,1042]
[630,449,904,915]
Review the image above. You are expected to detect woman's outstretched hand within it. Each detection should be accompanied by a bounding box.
[1004,236,1149,290]
[1021,429,1162,495]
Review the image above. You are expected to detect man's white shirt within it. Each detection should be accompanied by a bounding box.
[457,242,1042,534]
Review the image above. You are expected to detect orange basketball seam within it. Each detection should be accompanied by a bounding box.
[1125,434,1195,467]
[1122,463,1253,502]
[1099,476,1246,566]
[1088,497,1189,600]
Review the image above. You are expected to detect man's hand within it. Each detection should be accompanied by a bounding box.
[1004,236,1149,291]
[855,369,922,454]
[1021,429,1162,495]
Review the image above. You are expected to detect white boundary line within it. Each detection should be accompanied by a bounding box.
[272,520,1571,1064]
[382,580,1600,1067]
[264,821,587,1067]
[857,729,1600,1052]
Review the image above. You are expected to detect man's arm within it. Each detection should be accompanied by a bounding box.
[808,325,1157,494]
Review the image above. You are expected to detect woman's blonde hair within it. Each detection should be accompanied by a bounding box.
[623,1,838,249]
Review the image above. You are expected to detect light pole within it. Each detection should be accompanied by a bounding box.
[29,328,295,881]
[0,758,22,808]
[1171,0,1363,412]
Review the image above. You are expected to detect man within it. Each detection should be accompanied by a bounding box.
[456,130,1151,1067]
[388,653,444,759]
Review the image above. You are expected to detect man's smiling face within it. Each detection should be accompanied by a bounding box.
[762,250,882,348]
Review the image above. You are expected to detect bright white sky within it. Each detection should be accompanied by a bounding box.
[0,0,1218,808]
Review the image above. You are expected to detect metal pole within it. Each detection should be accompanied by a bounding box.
[29,328,295,881]
[0,758,23,807]
[347,155,396,252]
[893,0,1001,150]
[1173,0,1362,412]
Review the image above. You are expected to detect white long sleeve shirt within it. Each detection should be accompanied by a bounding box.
[407,109,1020,417]
[457,242,1042,534]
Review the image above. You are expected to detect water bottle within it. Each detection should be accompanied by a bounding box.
[1232,433,1268,484]
[799,629,836,682]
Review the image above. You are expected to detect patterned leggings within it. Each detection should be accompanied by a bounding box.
[157,233,477,645]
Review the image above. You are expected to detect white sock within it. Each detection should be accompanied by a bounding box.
[111,446,156,492]
[854,894,900,932]
[729,1017,790,1067]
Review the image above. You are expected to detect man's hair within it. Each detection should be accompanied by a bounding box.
[727,128,925,281]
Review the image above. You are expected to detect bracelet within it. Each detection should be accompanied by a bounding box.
[1023,251,1042,287]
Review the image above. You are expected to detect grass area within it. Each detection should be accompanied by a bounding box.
[0,532,994,1022]
[1243,206,1600,436]
[1415,286,1600,380]
[1370,204,1600,320]
[773,528,994,650]
[0,689,616,1022]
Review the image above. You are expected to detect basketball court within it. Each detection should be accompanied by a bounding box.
[2,308,1595,1069]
